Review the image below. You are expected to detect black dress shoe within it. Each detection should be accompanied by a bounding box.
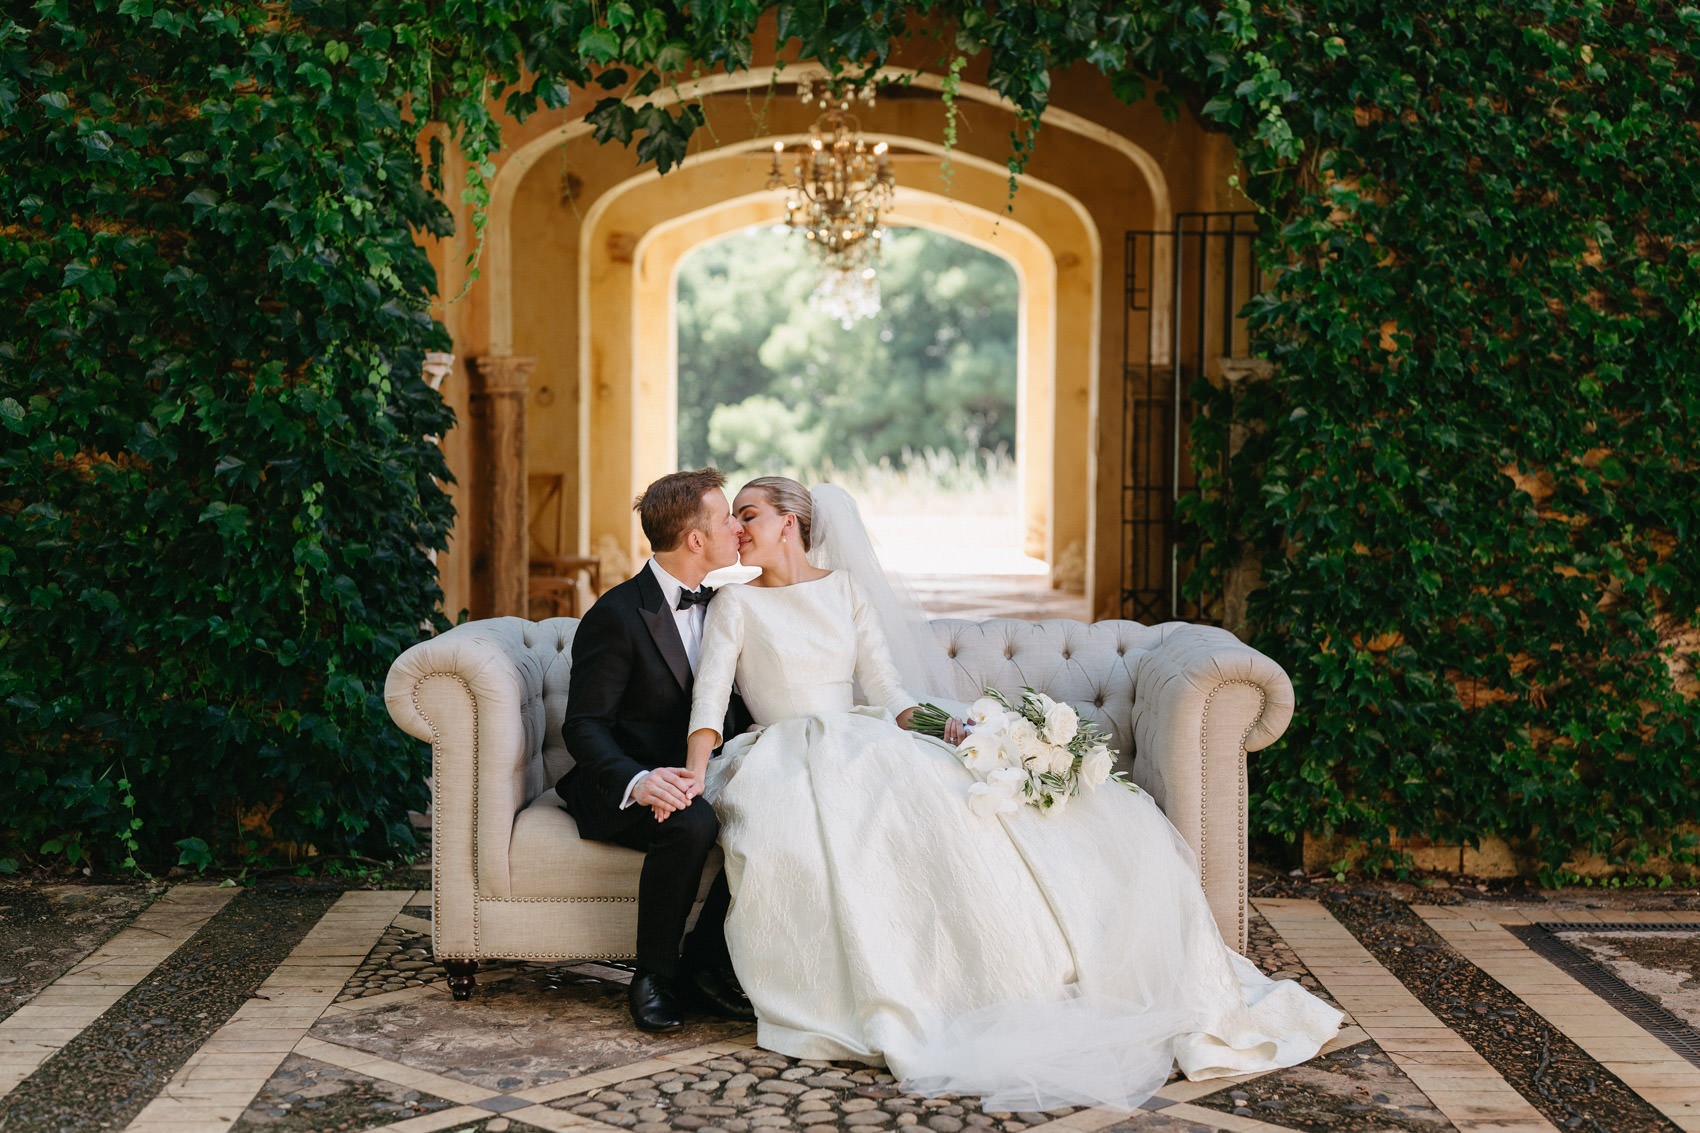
[628,971,685,1033]
[688,963,757,1022]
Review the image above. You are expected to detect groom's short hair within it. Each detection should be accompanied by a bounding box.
[636,468,727,552]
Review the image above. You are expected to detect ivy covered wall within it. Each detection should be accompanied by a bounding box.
[0,1,460,868]
[1180,3,1700,874]
[1,0,1694,874]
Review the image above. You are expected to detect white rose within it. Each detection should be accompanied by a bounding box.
[1007,718,1046,767]
[1041,701,1078,747]
[1040,742,1076,778]
[1080,745,1114,788]
[967,781,1020,816]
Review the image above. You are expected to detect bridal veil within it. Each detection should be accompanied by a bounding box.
[805,483,959,703]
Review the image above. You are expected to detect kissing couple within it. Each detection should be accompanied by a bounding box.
[557,469,1342,1113]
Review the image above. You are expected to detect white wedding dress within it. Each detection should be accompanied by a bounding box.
[688,570,1342,1112]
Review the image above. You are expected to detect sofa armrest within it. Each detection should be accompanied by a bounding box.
[1129,624,1294,951]
[385,618,548,952]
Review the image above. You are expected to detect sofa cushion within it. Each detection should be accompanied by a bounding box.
[508,788,722,900]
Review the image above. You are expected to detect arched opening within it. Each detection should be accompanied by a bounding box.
[445,64,1203,620]
[615,159,1092,588]
[674,223,1045,595]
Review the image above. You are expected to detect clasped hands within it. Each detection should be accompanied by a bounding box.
[638,765,703,823]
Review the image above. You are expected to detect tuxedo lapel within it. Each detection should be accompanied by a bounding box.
[635,566,691,694]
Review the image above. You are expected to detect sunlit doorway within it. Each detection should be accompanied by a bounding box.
[675,226,1078,619]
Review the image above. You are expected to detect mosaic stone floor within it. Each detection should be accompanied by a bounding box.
[1,878,1697,1133]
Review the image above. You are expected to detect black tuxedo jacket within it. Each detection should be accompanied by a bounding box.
[557,565,745,841]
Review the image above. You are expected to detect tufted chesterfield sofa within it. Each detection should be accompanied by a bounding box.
[384,615,1294,997]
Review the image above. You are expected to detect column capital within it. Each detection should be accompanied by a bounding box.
[422,351,456,392]
[1218,356,1274,386]
[470,354,536,395]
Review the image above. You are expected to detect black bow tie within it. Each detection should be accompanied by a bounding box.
[676,586,714,610]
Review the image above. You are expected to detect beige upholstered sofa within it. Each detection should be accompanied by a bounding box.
[384,615,1294,997]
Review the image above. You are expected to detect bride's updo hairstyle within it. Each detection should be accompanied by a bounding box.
[740,476,813,551]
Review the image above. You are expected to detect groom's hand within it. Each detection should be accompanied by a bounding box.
[635,766,698,821]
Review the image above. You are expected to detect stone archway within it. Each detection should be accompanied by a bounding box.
[444,63,1194,618]
[577,139,1097,592]
[631,181,1065,568]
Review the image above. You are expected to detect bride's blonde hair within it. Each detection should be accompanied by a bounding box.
[740,476,813,551]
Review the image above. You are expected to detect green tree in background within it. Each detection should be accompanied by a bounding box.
[676,227,1019,473]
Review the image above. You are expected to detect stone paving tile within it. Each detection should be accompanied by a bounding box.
[0,883,236,1097]
[229,1052,459,1131]
[0,883,341,1133]
[124,888,411,1133]
[1242,908,1340,1013]
[0,881,162,1023]
[1093,1113,1246,1132]
[339,922,443,1002]
[8,876,1700,1133]
[1324,891,1690,1133]
[310,966,752,1096]
[1254,898,1558,1133]
[1417,910,1700,1133]
[1553,929,1700,1030]
[543,1045,1084,1133]
[1185,1040,1453,1131]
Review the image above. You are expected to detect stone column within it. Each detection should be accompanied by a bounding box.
[469,355,535,619]
[419,352,455,569]
[422,351,456,393]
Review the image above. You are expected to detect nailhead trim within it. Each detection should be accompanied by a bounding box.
[410,663,660,965]
[1199,678,1263,951]
[411,671,479,958]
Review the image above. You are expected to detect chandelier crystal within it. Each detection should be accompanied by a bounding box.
[768,101,895,326]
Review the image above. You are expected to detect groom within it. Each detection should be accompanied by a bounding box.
[558,468,753,1032]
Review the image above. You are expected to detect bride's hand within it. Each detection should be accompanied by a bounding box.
[943,717,968,745]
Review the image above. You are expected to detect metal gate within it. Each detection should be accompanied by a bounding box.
[1120,212,1261,624]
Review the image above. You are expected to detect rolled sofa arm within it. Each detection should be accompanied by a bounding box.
[384,617,548,955]
[1129,623,1294,952]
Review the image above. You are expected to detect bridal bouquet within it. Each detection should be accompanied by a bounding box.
[910,688,1136,816]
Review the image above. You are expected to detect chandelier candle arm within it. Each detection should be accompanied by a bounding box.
[768,99,896,327]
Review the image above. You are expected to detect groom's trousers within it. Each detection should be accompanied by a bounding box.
[605,794,732,980]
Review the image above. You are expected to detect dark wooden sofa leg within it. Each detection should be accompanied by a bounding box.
[442,959,478,1000]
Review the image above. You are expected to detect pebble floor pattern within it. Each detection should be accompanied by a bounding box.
[1,879,1697,1133]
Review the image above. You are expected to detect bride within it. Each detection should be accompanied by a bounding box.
[675,477,1342,1112]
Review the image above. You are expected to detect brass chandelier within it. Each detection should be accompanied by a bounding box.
[767,91,895,327]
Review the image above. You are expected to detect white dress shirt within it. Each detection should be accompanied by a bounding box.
[620,559,708,809]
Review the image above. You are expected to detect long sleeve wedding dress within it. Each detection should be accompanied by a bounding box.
[687,569,1341,1112]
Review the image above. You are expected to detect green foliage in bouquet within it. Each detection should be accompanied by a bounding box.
[913,688,1132,815]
